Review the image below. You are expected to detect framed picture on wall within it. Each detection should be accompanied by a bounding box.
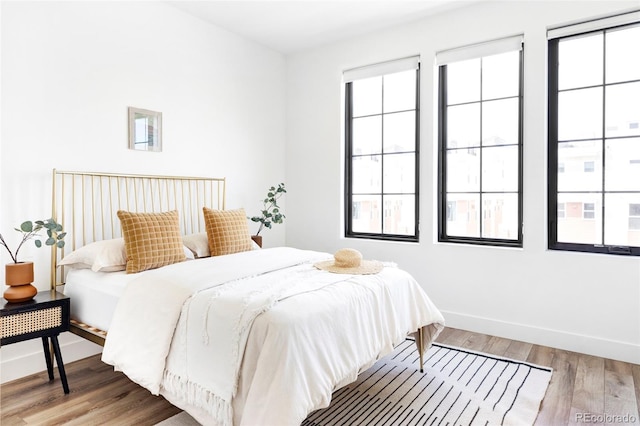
[128,107,162,152]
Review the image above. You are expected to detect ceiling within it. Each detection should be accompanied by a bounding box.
[167,1,477,54]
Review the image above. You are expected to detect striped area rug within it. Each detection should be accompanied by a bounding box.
[302,340,552,426]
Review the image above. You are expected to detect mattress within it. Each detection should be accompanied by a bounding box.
[63,268,142,332]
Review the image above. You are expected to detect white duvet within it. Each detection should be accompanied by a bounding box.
[102,247,444,426]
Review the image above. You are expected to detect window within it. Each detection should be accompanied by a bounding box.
[548,12,640,255]
[437,36,523,246]
[558,162,565,173]
[344,57,420,241]
[558,202,566,218]
[629,204,640,230]
[583,203,595,219]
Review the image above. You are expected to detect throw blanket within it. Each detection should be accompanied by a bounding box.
[102,248,339,422]
[103,247,445,426]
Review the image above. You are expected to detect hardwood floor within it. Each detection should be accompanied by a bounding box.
[1,327,638,425]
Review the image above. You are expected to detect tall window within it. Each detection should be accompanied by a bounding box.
[344,57,420,241]
[548,12,640,255]
[437,36,524,247]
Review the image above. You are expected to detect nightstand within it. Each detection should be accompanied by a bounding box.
[0,290,70,394]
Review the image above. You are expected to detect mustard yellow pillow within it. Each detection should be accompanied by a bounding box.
[117,210,186,273]
[203,207,252,256]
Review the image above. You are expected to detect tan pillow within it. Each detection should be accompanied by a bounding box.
[117,210,186,273]
[202,207,252,256]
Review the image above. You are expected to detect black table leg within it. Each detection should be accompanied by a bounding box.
[41,337,54,381]
[50,335,69,394]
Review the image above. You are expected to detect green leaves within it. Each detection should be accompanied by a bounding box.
[1,217,66,263]
[250,183,286,236]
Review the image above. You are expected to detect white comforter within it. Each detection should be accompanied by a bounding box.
[102,247,444,426]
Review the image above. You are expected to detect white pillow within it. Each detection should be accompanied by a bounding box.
[183,232,210,258]
[58,238,127,272]
[183,245,195,260]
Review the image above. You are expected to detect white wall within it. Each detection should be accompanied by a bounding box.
[0,1,286,383]
[285,1,640,364]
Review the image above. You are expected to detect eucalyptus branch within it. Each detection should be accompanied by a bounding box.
[250,183,286,236]
[0,219,66,264]
[0,233,18,263]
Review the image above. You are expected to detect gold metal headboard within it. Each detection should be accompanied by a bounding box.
[50,169,226,289]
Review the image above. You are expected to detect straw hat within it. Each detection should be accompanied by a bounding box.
[314,248,383,275]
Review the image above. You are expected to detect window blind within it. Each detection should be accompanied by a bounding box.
[435,35,523,66]
[547,10,640,39]
[343,56,420,83]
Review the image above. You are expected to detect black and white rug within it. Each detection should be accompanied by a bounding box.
[157,340,552,426]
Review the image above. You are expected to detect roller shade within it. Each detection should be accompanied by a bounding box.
[436,34,523,66]
[343,56,420,83]
[548,10,640,39]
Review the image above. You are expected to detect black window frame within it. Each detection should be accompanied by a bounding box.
[547,21,640,256]
[437,47,524,248]
[344,66,420,242]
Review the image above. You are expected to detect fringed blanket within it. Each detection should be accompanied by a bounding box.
[102,247,445,426]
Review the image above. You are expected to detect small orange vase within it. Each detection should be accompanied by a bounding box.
[4,262,37,303]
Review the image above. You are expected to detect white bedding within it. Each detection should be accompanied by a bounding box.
[101,247,445,426]
[63,268,135,331]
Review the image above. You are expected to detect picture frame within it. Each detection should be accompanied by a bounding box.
[128,107,162,152]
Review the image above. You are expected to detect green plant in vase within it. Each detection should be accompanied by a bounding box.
[1,219,65,302]
[249,183,286,247]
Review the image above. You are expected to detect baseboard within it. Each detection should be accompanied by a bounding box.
[0,332,102,384]
[441,310,640,365]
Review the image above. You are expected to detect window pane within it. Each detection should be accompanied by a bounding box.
[447,58,480,105]
[557,140,602,192]
[352,195,381,233]
[447,148,479,192]
[383,195,415,235]
[558,33,603,90]
[447,103,480,148]
[446,194,480,238]
[605,81,640,138]
[558,87,603,141]
[352,76,381,117]
[557,193,602,244]
[606,24,640,84]
[383,111,415,153]
[604,193,640,246]
[481,193,519,240]
[383,70,416,113]
[352,155,381,193]
[352,116,381,155]
[605,138,640,191]
[482,146,519,192]
[482,51,520,100]
[482,98,519,146]
[383,153,415,194]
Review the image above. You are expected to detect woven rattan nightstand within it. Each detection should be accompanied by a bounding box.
[0,290,70,393]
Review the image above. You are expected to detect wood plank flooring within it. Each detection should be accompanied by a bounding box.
[1,327,638,425]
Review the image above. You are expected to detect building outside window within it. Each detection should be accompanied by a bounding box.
[629,203,640,230]
[437,35,524,246]
[548,12,640,255]
[344,57,420,241]
[558,202,566,219]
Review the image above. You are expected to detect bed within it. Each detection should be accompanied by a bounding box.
[50,169,445,426]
